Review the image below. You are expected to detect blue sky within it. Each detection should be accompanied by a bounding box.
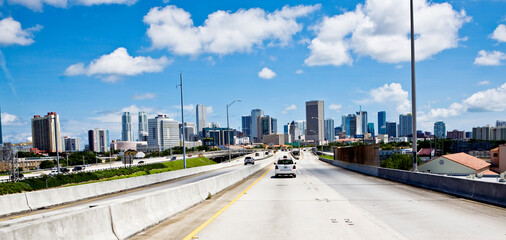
[0,0,505,143]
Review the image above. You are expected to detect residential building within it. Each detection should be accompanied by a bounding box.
[196,104,207,134]
[250,109,264,142]
[88,128,110,152]
[497,120,506,128]
[490,144,506,173]
[378,111,386,134]
[447,129,465,140]
[472,125,506,141]
[324,118,335,142]
[386,121,397,138]
[138,112,148,141]
[241,116,251,136]
[368,123,375,136]
[121,112,133,141]
[31,112,62,153]
[398,114,412,137]
[418,152,496,176]
[148,115,180,151]
[434,121,446,138]
[63,137,80,152]
[306,100,324,145]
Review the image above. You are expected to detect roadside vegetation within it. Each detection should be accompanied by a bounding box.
[380,154,421,171]
[0,157,216,195]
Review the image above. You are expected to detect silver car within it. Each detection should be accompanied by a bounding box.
[274,156,296,178]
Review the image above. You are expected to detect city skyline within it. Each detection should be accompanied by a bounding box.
[1,0,505,143]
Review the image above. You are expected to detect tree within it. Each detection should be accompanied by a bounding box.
[380,154,421,170]
[39,160,56,169]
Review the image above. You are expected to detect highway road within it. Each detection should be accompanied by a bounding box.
[134,150,506,240]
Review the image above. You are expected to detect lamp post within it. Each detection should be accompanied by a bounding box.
[178,73,187,169]
[226,99,242,161]
[410,0,418,171]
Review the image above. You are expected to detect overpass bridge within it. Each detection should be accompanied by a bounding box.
[0,151,505,239]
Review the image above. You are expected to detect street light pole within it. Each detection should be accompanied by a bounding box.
[410,0,418,171]
[54,115,60,174]
[226,99,242,161]
[179,73,187,169]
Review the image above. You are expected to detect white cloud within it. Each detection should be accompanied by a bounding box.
[474,50,506,66]
[329,104,342,112]
[490,24,506,43]
[132,93,156,100]
[143,4,320,55]
[206,106,213,114]
[6,0,137,11]
[368,83,411,114]
[258,67,276,79]
[477,80,490,86]
[90,105,155,123]
[427,83,506,119]
[281,104,297,114]
[64,47,171,82]
[305,0,469,66]
[1,112,23,126]
[295,69,303,74]
[0,17,42,46]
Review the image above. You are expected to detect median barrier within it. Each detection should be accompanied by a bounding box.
[319,157,506,207]
[0,193,31,216]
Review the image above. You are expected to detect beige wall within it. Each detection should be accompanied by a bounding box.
[499,145,506,173]
[418,157,475,175]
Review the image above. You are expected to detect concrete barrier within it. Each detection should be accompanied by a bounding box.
[0,193,31,216]
[319,157,506,208]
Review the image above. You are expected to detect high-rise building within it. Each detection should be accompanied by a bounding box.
[496,120,506,127]
[434,121,446,138]
[196,104,207,134]
[356,110,367,134]
[368,123,375,136]
[250,109,264,142]
[183,122,196,141]
[398,114,413,137]
[295,120,306,138]
[31,112,62,153]
[0,107,3,145]
[472,125,506,141]
[241,116,251,136]
[260,116,273,137]
[88,128,110,152]
[271,117,277,133]
[63,137,80,152]
[334,126,342,136]
[306,100,324,144]
[121,112,133,141]
[148,115,180,151]
[378,111,386,134]
[344,114,357,137]
[447,129,465,140]
[341,115,347,130]
[386,122,397,138]
[324,118,335,142]
[289,121,299,143]
[138,112,148,141]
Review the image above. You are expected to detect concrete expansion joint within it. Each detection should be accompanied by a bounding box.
[108,206,120,240]
[24,193,32,212]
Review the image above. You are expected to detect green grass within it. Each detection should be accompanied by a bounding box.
[319,154,334,160]
[0,157,217,195]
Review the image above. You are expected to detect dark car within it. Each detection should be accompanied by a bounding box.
[61,167,70,173]
[171,156,177,160]
[138,161,145,164]
[10,173,24,180]
[72,166,84,172]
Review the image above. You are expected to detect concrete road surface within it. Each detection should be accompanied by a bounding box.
[134,150,506,240]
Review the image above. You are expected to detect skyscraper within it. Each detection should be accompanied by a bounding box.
[324,118,335,142]
[271,117,277,133]
[121,112,133,141]
[88,129,109,152]
[386,122,397,138]
[138,112,148,141]
[241,116,251,136]
[496,120,506,127]
[378,111,386,134]
[434,121,446,138]
[306,100,324,145]
[250,109,264,142]
[148,115,180,151]
[260,115,273,137]
[196,104,207,134]
[31,112,62,153]
[368,123,375,136]
[356,110,367,134]
[289,121,299,143]
[398,114,413,137]
[64,137,81,152]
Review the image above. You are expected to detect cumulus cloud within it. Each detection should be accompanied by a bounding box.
[258,67,276,79]
[132,93,156,100]
[305,0,469,66]
[427,83,506,118]
[368,83,411,113]
[90,104,155,123]
[329,104,342,112]
[295,69,303,74]
[143,4,320,55]
[1,112,23,126]
[206,106,214,114]
[64,47,171,82]
[281,104,297,114]
[6,0,137,11]
[474,50,506,66]
[491,24,506,43]
[0,17,42,46]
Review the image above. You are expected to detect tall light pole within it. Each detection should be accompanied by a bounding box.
[54,115,60,174]
[410,0,418,171]
[178,73,187,169]
[226,99,241,161]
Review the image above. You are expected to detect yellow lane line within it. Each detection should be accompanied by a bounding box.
[182,165,273,240]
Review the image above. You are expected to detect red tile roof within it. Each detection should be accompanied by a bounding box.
[480,170,499,176]
[418,148,433,156]
[443,152,490,171]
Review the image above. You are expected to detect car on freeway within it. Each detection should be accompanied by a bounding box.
[72,166,84,172]
[244,156,255,165]
[171,156,177,160]
[61,167,70,173]
[9,173,24,180]
[265,151,269,155]
[48,170,58,176]
[198,154,204,157]
[138,161,145,164]
[274,156,296,178]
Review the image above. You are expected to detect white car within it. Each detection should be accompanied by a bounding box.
[274,156,296,178]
